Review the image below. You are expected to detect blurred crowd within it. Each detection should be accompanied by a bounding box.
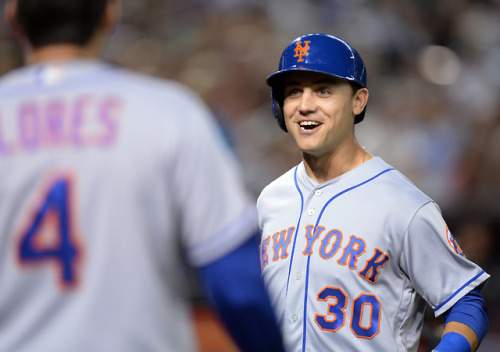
[1,0,499,349]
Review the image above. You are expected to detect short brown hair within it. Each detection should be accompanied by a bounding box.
[15,0,107,48]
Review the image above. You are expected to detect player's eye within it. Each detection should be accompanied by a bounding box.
[284,87,301,97]
[317,87,331,96]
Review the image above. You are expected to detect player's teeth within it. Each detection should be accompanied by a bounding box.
[299,121,319,126]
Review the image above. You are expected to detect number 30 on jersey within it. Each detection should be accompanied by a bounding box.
[315,286,381,339]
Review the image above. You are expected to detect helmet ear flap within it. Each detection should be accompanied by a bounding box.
[271,90,287,132]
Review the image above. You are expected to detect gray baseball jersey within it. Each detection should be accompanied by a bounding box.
[0,60,256,351]
[257,156,489,352]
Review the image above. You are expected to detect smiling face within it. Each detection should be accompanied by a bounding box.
[282,71,368,159]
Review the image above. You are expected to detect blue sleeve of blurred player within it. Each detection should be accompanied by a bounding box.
[198,234,285,352]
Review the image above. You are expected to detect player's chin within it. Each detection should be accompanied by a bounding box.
[295,138,323,154]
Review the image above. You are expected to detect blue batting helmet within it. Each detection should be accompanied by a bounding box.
[266,33,367,132]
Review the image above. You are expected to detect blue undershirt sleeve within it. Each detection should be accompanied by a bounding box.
[197,234,285,352]
[441,287,489,345]
[433,332,471,352]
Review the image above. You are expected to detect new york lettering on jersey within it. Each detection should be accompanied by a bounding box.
[261,225,390,284]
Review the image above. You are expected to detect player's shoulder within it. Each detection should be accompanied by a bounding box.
[0,60,201,107]
[106,65,202,104]
[371,157,433,204]
[257,165,298,204]
[0,64,27,92]
[103,64,216,130]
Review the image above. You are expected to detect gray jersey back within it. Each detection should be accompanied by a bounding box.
[0,60,256,351]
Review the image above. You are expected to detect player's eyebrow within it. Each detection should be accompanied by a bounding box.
[284,78,338,87]
[313,78,337,85]
[283,79,302,87]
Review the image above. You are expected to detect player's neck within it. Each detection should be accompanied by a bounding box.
[26,31,106,64]
[302,144,370,184]
[27,45,96,64]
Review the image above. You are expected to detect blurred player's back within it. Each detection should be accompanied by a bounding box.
[0,2,287,351]
[0,59,252,351]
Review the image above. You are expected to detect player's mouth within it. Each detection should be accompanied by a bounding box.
[298,120,322,131]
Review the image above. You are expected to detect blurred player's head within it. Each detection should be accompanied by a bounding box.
[5,0,119,49]
[267,33,367,132]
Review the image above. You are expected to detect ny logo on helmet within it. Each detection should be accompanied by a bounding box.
[294,41,311,62]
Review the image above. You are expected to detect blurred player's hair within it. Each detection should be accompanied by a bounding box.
[15,0,107,48]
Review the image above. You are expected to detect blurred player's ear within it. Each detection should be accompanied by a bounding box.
[101,0,121,32]
[3,0,25,40]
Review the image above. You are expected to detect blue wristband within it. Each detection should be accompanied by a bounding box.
[433,332,471,352]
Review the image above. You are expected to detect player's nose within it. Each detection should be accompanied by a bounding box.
[298,89,317,114]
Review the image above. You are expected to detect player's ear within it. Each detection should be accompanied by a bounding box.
[101,0,121,32]
[352,88,369,117]
[3,0,25,40]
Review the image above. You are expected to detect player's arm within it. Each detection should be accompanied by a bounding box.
[197,233,286,352]
[432,288,488,352]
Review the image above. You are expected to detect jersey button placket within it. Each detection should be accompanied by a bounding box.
[284,203,308,338]
[308,188,322,217]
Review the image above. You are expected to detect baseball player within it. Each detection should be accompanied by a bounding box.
[258,33,489,352]
[0,1,285,351]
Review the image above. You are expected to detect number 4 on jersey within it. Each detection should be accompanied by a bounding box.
[17,175,83,289]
